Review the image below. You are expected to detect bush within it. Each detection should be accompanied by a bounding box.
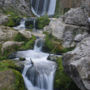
[4,16,21,27]
[21,35,36,50]
[14,33,28,42]
[54,57,80,90]
[36,15,50,29]
[25,20,34,29]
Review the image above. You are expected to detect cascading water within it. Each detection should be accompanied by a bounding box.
[31,0,56,16]
[14,19,25,30]
[15,38,56,90]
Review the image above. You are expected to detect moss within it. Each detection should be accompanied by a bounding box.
[13,70,26,90]
[36,15,50,29]
[43,33,74,54]
[4,16,21,27]
[54,57,80,90]
[14,32,28,42]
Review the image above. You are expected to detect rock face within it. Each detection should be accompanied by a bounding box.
[0,13,8,24]
[55,0,90,16]
[63,36,90,90]
[0,0,31,16]
[44,8,88,48]
[63,8,88,26]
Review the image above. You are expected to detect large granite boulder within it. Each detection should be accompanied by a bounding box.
[63,8,88,26]
[63,36,90,90]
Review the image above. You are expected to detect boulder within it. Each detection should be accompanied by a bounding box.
[1,41,23,54]
[19,30,32,39]
[44,18,88,48]
[63,36,90,90]
[63,8,88,26]
[0,26,18,42]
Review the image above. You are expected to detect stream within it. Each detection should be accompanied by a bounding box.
[15,38,57,90]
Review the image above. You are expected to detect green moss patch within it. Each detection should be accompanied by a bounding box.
[54,57,80,90]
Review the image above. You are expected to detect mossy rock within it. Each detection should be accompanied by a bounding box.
[0,60,25,90]
[54,57,80,90]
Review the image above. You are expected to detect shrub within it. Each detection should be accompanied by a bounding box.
[4,16,21,27]
[36,15,50,29]
[21,35,36,50]
[25,20,34,29]
[14,33,28,42]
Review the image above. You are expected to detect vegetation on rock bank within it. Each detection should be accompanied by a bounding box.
[43,33,74,54]
[54,57,80,90]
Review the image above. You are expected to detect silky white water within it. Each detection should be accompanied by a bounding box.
[15,38,56,90]
[31,0,56,16]
[14,19,25,30]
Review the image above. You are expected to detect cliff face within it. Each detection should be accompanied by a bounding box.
[0,0,32,16]
[55,0,90,16]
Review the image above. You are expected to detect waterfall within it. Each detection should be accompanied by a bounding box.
[15,38,56,90]
[31,0,56,17]
[14,19,25,30]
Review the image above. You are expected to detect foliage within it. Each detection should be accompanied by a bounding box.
[25,20,34,29]
[54,57,80,90]
[14,33,28,42]
[20,35,36,50]
[36,15,50,29]
[43,33,74,54]
[0,60,21,72]
[4,16,21,27]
